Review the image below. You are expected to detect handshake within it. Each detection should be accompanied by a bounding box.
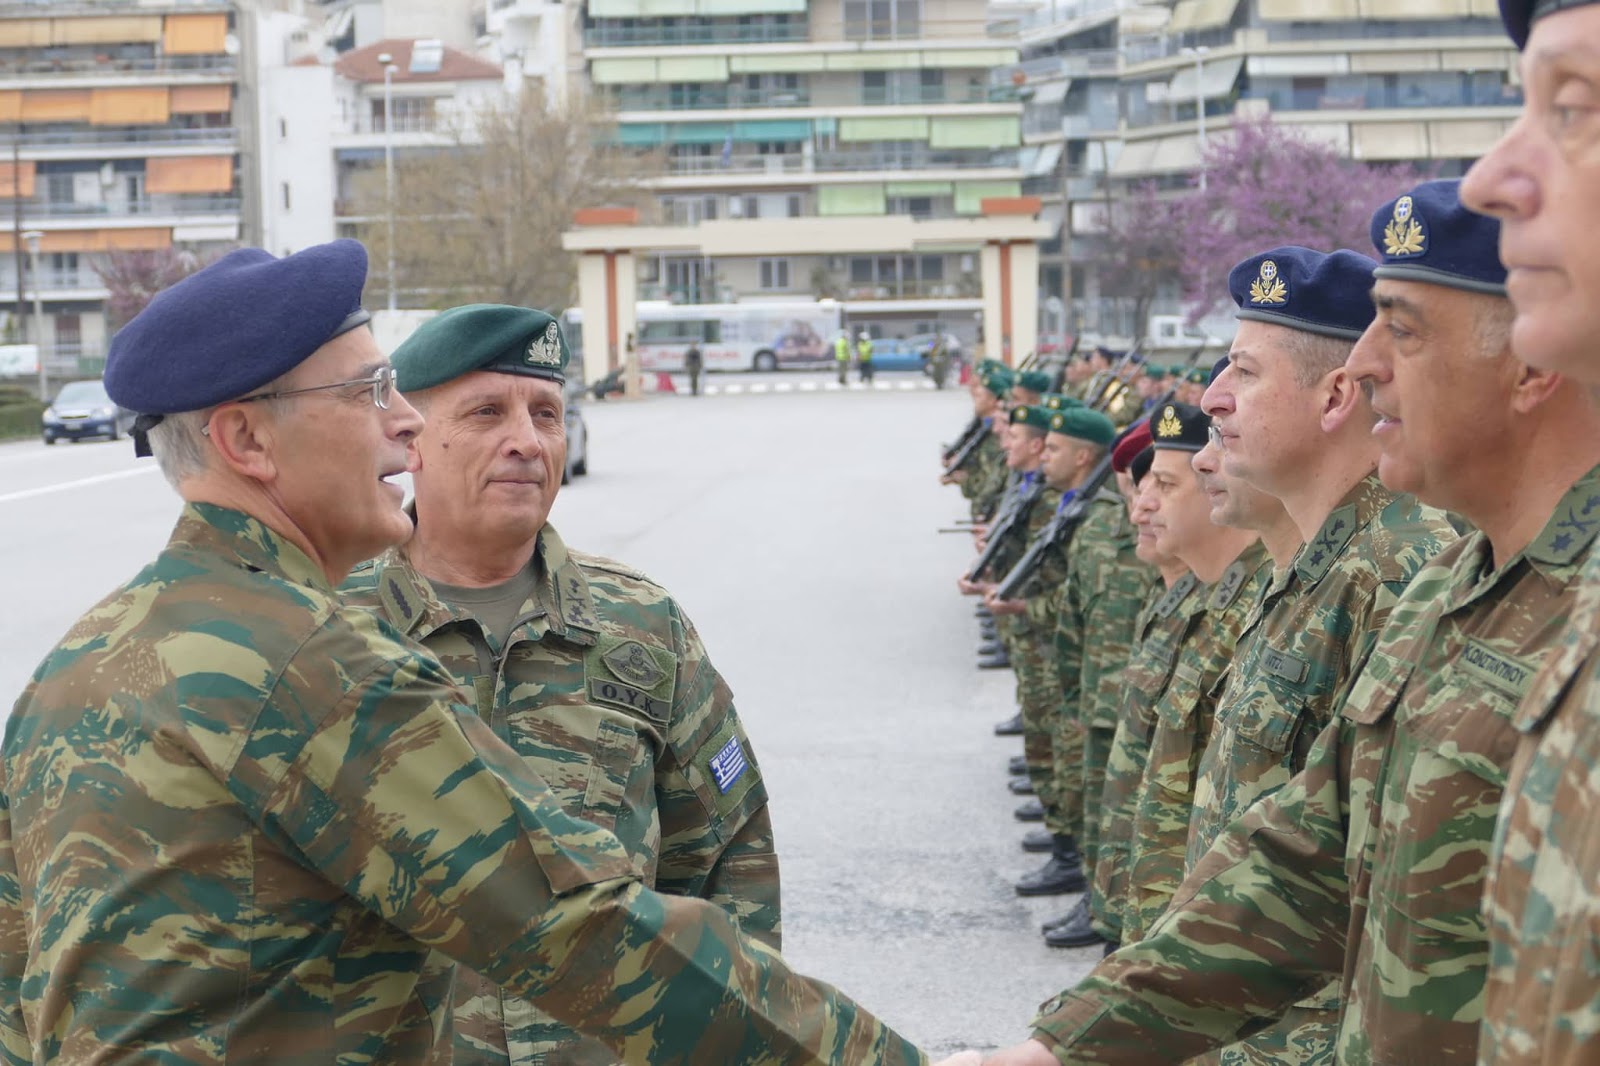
[935,1039,1057,1065]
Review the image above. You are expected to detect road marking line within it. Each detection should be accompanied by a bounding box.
[724,385,746,395]
[774,382,793,392]
[0,464,160,505]
[750,383,769,393]
[799,382,818,391]
[897,381,917,390]
[873,382,892,390]
[704,386,723,395]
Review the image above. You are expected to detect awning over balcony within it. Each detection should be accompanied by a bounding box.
[929,115,1022,149]
[170,85,233,115]
[1167,55,1244,102]
[163,13,229,55]
[1167,0,1243,32]
[90,88,170,126]
[589,0,805,14]
[146,156,234,195]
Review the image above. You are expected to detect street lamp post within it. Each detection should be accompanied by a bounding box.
[377,53,398,312]
[21,229,44,401]
[1183,45,1210,191]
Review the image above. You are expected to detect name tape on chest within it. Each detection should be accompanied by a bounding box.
[1458,639,1538,700]
[709,736,749,794]
[1261,645,1310,685]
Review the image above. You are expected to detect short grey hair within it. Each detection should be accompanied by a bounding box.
[1285,330,1357,387]
[147,409,211,488]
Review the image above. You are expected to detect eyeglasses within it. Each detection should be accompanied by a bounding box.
[237,365,396,411]
[1208,423,1224,449]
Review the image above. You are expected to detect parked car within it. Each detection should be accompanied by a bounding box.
[41,379,135,444]
[863,337,931,373]
[564,382,589,484]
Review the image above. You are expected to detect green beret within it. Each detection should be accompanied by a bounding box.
[976,358,1006,377]
[1016,370,1054,394]
[1186,367,1209,385]
[981,368,1014,398]
[1040,392,1082,412]
[391,304,570,392]
[1048,407,1116,446]
[1009,404,1052,432]
[1145,365,1168,382]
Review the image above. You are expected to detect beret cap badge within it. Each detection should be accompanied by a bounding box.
[1248,260,1287,305]
[1157,405,1183,439]
[526,321,563,369]
[1383,195,1426,258]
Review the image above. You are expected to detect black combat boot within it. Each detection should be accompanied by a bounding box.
[1020,826,1053,852]
[1014,834,1088,896]
[1043,895,1107,948]
[1013,798,1045,822]
[1007,754,1027,775]
[1007,775,1035,795]
[993,712,1023,735]
[977,640,1005,657]
[978,649,1012,669]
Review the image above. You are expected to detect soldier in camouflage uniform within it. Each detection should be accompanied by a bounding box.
[1121,404,1269,945]
[1081,438,1199,950]
[337,305,779,1066]
[952,370,1012,522]
[988,404,1120,897]
[1458,4,1600,1061]
[0,242,938,1065]
[1039,423,1157,944]
[1180,247,1457,1063]
[978,179,1600,1066]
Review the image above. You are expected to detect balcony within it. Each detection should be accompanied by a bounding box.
[0,195,239,224]
[585,21,810,48]
[16,125,237,154]
[612,83,1017,114]
[0,54,236,85]
[0,268,110,296]
[662,147,1020,176]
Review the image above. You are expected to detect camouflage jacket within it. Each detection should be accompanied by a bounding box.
[1479,475,1600,1066]
[1056,504,1155,729]
[1187,475,1457,866]
[1001,481,1063,634]
[0,504,926,1066]
[1020,488,1118,633]
[341,525,780,1066]
[1124,542,1270,943]
[1028,467,1600,1065]
[1089,571,1201,941]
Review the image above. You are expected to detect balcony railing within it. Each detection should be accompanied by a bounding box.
[2,195,239,222]
[585,21,810,47]
[662,147,1019,176]
[16,126,237,150]
[612,86,812,111]
[0,54,237,80]
[0,269,108,292]
[343,113,445,135]
[613,83,1017,112]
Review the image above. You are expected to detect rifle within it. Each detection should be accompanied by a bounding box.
[992,454,1116,601]
[1083,342,1144,413]
[941,420,993,478]
[941,415,984,463]
[964,478,1045,583]
[1048,334,1080,394]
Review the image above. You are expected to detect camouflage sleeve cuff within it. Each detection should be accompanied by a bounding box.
[1031,990,1113,1050]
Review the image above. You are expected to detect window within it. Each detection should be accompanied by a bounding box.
[844,0,921,38]
[787,194,803,218]
[372,96,436,133]
[46,172,74,204]
[281,182,291,211]
[759,258,791,290]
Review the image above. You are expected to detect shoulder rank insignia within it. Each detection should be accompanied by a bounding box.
[1383,195,1426,258]
[1156,405,1183,439]
[1248,259,1288,305]
[1209,560,1249,611]
[526,321,563,368]
[603,640,666,689]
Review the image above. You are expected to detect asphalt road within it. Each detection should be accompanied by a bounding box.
[0,382,1096,1056]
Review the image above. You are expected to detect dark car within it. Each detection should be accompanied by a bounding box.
[42,379,135,444]
[564,382,589,484]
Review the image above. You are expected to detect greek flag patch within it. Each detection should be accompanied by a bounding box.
[709,736,748,794]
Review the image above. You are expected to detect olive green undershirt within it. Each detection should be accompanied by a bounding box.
[432,567,540,649]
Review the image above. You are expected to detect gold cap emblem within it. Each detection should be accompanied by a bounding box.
[1248,259,1287,305]
[1383,195,1426,257]
[525,321,563,368]
[1156,405,1182,439]
[1051,412,1065,429]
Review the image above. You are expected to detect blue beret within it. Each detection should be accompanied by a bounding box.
[1210,357,1229,385]
[1370,179,1506,297]
[1500,0,1598,48]
[105,240,369,415]
[1229,246,1377,341]
[391,304,570,392]
[1151,402,1209,452]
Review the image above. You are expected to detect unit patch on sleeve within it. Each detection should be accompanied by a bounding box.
[584,635,677,723]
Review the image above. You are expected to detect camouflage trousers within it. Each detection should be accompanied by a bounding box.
[1012,629,1066,819]
[1042,711,1086,851]
[1089,715,1151,943]
[1069,723,1116,881]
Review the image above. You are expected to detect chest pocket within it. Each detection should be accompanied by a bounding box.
[1400,659,1522,787]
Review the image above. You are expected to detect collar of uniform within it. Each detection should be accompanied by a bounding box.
[1152,570,1199,618]
[1208,540,1268,612]
[537,524,601,642]
[174,501,332,593]
[1295,473,1393,584]
[1521,461,1600,570]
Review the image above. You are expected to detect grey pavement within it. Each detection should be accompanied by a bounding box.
[0,381,1097,1057]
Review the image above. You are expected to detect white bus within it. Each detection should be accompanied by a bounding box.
[562,301,843,373]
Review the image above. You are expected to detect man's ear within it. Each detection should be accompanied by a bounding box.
[1319,366,1368,434]
[206,404,280,485]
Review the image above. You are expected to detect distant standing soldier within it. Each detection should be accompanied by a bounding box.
[929,335,953,389]
[835,329,851,385]
[684,340,704,396]
[858,329,875,384]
